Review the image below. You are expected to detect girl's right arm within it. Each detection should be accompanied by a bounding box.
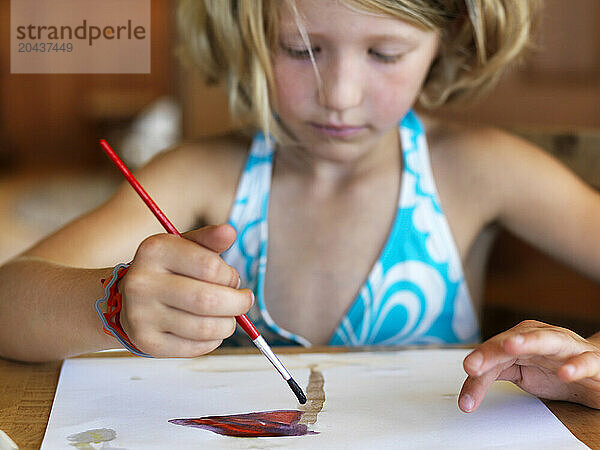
[0,140,252,362]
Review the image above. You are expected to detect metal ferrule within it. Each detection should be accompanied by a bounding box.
[252,335,291,381]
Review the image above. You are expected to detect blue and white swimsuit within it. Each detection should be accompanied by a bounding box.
[222,110,480,347]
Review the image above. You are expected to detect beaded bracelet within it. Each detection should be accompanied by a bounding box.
[94,263,150,357]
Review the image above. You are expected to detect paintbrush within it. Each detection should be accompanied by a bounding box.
[99,139,306,405]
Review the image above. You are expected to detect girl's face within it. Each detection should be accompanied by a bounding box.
[272,0,440,163]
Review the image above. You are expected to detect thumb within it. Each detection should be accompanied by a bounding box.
[183,224,237,254]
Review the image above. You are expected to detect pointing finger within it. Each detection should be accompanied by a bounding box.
[459,367,502,413]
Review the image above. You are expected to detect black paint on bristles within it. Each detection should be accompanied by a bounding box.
[287,378,307,404]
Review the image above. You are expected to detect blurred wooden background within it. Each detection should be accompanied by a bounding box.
[0,0,599,339]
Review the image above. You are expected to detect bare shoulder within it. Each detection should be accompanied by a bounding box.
[135,132,251,223]
[192,133,252,222]
[148,132,250,189]
[422,114,551,224]
[423,114,542,176]
[172,132,251,173]
[418,114,562,264]
[421,114,600,283]
[23,132,251,267]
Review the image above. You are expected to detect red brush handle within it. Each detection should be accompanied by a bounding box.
[99,139,260,340]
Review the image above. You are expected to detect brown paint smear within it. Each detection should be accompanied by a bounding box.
[299,367,325,425]
[169,367,326,438]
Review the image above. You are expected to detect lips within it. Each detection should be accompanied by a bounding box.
[309,122,367,138]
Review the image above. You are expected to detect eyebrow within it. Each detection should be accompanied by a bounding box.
[364,33,422,43]
[279,31,421,46]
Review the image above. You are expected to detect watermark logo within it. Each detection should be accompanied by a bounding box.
[11,0,150,74]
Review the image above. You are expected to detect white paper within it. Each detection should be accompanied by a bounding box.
[41,349,587,449]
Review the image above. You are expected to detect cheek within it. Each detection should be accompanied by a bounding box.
[367,76,418,125]
[368,55,437,123]
[272,60,314,115]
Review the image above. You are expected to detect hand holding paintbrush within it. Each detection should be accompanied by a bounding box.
[99,139,306,404]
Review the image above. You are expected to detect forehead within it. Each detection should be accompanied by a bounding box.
[278,0,431,41]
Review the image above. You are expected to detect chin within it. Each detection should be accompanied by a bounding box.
[280,122,388,163]
[304,141,371,163]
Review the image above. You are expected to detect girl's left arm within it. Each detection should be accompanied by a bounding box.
[456,129,600,412]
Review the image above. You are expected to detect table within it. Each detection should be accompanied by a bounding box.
[1,346,599,449]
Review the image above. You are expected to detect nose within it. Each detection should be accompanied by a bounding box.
[318,54,363,112]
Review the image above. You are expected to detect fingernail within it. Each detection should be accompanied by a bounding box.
[460,394,474,412]
[236,275,241,289]
[249,290,255,307]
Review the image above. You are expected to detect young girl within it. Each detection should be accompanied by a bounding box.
[1,0,599,414]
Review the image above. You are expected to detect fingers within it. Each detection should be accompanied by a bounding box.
[124,304,238,357]
[183,224,237,254]
[137,333,223,358]
[165,280,254,317]
[463,342,513,377]
[462,326,522,378]
[464,322,584,378]
[123,271,253,317]
[121,224,246,358]
[459,358,517,413]
[459,321,552,412]
[134,231,240,288]
[159,309,237,342]
[459,372,495,413]
[460,321,600,413]
[501,327,579,360]
[120,269,253,358]
[122,295,238,357]
[558,351,600,382]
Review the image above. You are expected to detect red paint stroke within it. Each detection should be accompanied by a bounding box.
[169,410,317,437]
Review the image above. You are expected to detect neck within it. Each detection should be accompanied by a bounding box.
[275,128,400,194]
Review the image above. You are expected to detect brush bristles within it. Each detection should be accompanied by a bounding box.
[287,378,307,404]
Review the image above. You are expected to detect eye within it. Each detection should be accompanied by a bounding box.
[368,48,403,64]
[281,44,320,59]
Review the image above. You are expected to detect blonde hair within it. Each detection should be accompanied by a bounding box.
[177,0,540,139]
